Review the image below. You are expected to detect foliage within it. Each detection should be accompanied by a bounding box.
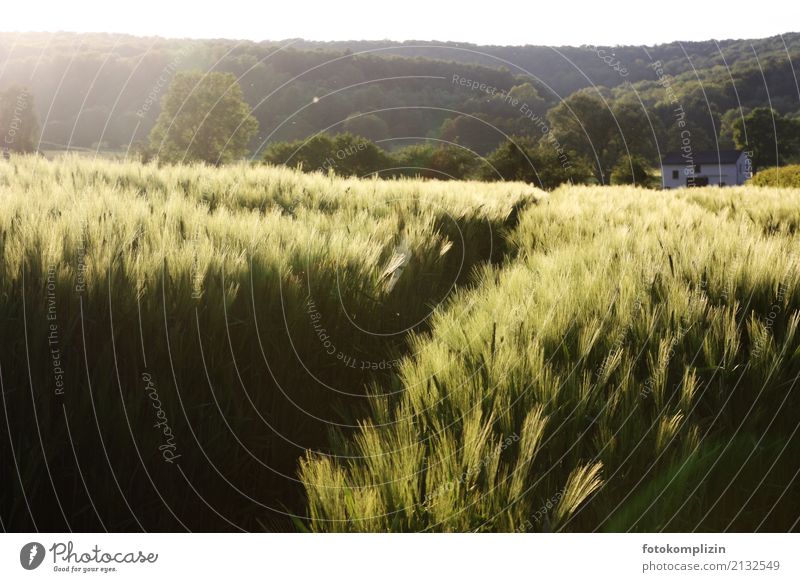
[264,136,494,182]
[390,142,483,179]
[262,134,592,188]
[3,31,798,163]
[750,164,800,187]
[392,143,437,173]
[547,91,655,182]
[342,113,390,142]
[733,107,800,171]
[425,144,483,179]
[263,132,394,177]
[610,155,653,186]
[482,137,593,189]
[439,114,504,155]
[148,71,259,165]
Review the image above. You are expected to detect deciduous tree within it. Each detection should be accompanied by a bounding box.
[149,71,258,165]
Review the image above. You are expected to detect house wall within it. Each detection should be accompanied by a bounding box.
[661,153,750,188]
[735,152,753,184]
[662,165,688,188]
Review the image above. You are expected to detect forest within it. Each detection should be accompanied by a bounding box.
[1,31,799,180]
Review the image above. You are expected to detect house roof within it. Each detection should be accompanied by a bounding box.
[661,149,745,165]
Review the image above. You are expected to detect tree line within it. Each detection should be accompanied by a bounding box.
[1,31,799,168]
[3,68,799,188]
[131,70,800,186]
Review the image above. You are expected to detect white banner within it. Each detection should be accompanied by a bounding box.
[0,533,796,581]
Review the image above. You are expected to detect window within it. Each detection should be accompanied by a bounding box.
[672,170,679,179]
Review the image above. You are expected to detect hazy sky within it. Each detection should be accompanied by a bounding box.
[4,0,797,46]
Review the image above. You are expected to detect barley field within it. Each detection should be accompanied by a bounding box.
[1,156,798,532]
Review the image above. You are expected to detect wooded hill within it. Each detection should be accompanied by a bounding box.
[1,31,798,160]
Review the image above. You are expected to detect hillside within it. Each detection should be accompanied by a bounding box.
[295,33,800,97]
[1,31,798,160]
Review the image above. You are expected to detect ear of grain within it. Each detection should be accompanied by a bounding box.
[553,462,604,530]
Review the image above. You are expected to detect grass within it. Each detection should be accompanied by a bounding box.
[1,157,798,532]
[0,155,534,531]
[301,186,800,532]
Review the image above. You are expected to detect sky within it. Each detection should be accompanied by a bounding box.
[3,0,798,46]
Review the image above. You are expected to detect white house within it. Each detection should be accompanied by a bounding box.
[661,150,751,188]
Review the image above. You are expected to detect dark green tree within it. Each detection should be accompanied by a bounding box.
[610,155,653,186]
[342,114,389,142]
[548,90,653,182]
[0,86,38,154]
[719,108,746,149]
[149,71,258,165]
[263,133,393,177]
[330,133,393,176]
[393,144,437,174]
[482,137,591,190]
[508,83,548,116]
[427,145,481,179]
[263,133,337,172]
[392,143,481,179]
[610,101,661,164]
[733,107,800,171]
[439,114,502,155]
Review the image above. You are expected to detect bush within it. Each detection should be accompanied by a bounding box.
[749,164,800,187]
[263,132,393,177]
[392,143,483,180]
[482,137,592,190]
[610,155,653,186]
[264,134,594,186]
